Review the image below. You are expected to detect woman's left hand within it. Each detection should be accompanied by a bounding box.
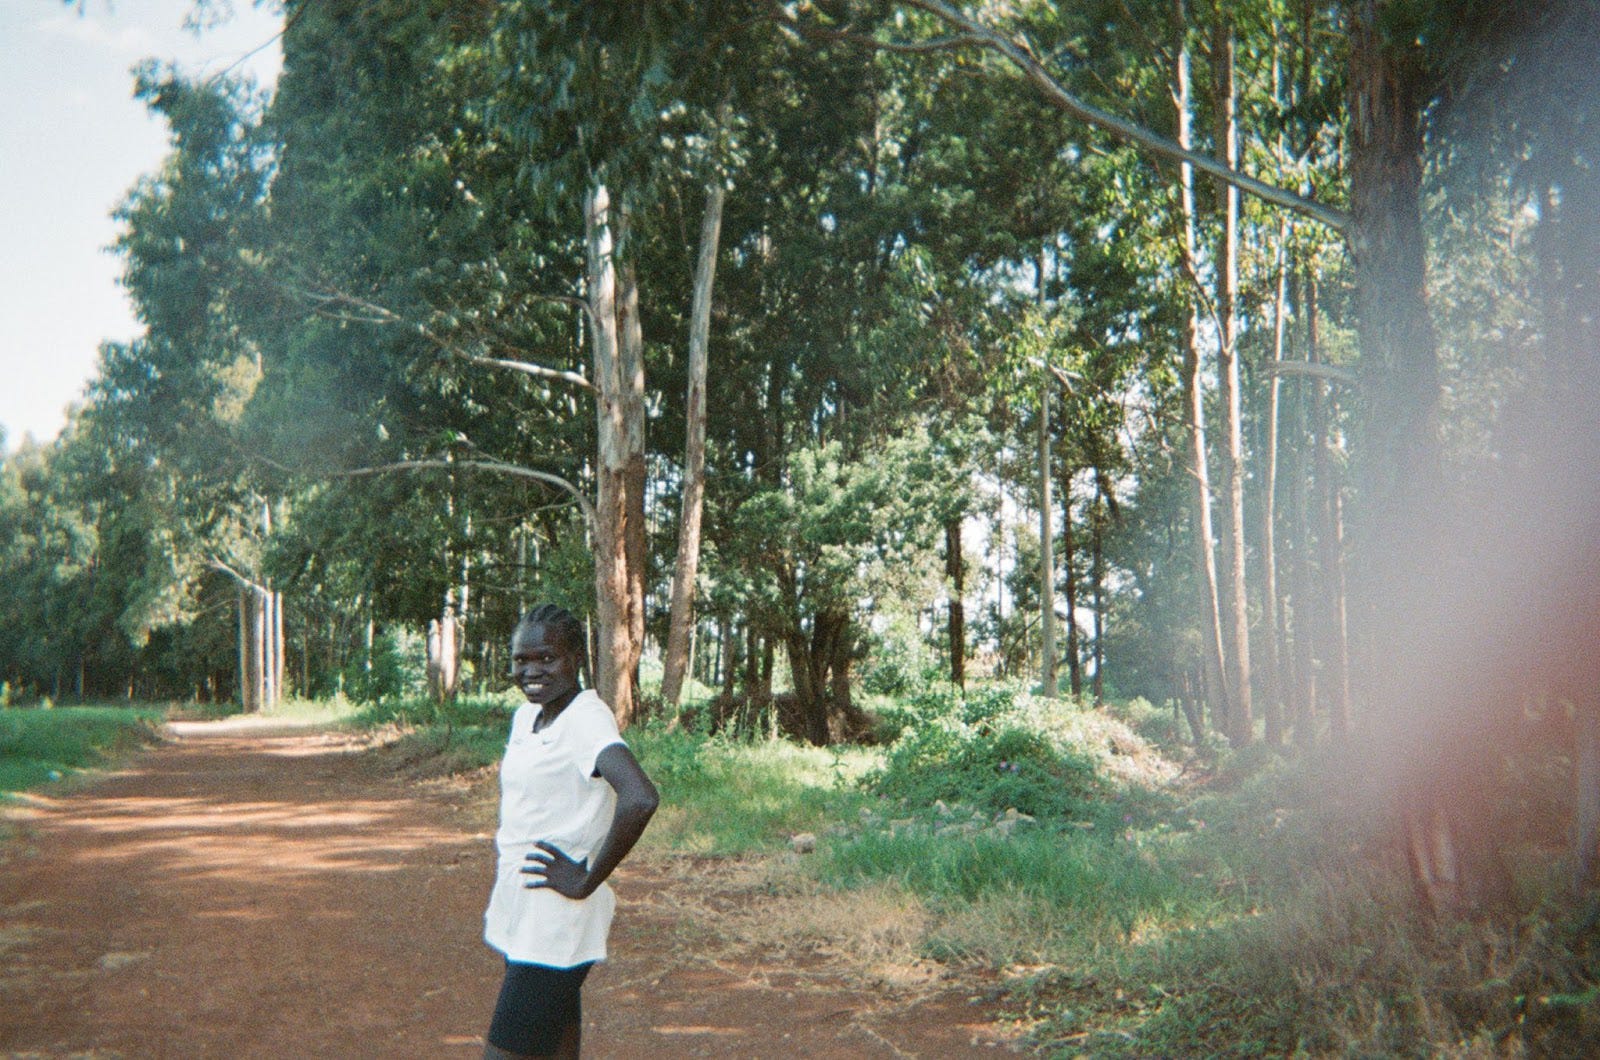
[521,841,592,899]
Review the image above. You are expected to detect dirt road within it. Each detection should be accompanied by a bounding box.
[1,721,1018,1058]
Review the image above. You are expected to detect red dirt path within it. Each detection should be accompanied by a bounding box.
[0,720,1021,1058]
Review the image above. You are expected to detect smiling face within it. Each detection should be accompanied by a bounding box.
[509,622,581,707]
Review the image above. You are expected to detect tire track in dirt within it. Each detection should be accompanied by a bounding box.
[0,720,1020,1058]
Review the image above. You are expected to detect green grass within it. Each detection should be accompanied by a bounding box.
[628,722,878,856]
[827,825,1184,915]
[0,705,164,794]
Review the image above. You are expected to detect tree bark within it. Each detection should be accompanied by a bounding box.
[1213,14,1252,746]
[584,184,646,725]
[1259,218,1290,746]
[1037,249,1058,697]
[1038,381,1058,697]
[1282,271,1314,743]
[944,516,966,688]
[238,585,253,712]
[272,588,285,706]
[662,181,726,707]
[1307,272,1351,738]
[1091,487,1106,706]
[617,227,647,719]
[1174,1,1230,734]
[1062,471,1082,697]
[251,585,266,713]
[426,602,459,705]
[1348,0,1451,911]
[785,622,829,746]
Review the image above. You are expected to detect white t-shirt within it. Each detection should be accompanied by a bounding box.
[483,689,625,967]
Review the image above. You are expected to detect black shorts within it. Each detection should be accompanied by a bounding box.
[486,959,594,1056]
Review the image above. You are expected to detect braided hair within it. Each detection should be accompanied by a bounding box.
[514,603,591,688]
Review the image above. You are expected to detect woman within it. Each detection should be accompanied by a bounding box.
[482,604,659,1059]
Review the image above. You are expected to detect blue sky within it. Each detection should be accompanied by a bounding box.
[1,0,282,454]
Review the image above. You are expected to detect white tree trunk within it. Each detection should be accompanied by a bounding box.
[1214,16,1253,745]
[662,180,726,707]
[1039,382,1058,698]
[1175,1,1231,730]
[1037,248,1058,697]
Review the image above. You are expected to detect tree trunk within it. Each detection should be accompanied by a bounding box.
[1259,217,1290,746]
[719,616,738,698]
[426,602,459,705]
[584,184,645,725]
[662,180,726,707]
[256,499,282,712]
[1174,1,1231,733]
[238,585,254,712]
[1062,470,1083,697]
[785,626,828,746]
[945,516,966,688]
[251,586,266,713]
[1091,488,1106,706]
[1348,0,1449,910]
[272,588,285,707]
[1306,272,1351,737]
[1284,285,1316,744]
[362,609,374,696]
[1347,2,1443,541]
[617,219,648,717]
[1038,382,1058,697]
[1037,247,1058,697]
[827,624,868,742]
[1213,15,1252,746]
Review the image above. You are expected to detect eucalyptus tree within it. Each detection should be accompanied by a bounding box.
[1348,0,1600,911]
[84,65,289,709]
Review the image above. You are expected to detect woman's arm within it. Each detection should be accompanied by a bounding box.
[523,744,659,899]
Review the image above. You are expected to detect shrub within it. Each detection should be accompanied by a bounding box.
[859,615,945,696]
[866,716,1104,820]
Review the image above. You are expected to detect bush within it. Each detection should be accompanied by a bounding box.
[866,716,1104,820]
[858,614,944,696]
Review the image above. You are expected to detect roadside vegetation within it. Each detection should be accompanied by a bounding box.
[320,681,1600,1057]
[0,704,163,795]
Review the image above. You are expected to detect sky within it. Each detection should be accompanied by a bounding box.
[0,0,283,454]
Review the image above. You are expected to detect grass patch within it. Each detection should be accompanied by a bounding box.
[0,705,164,794]
[350,693,518,778]
[825,827,1192,957]
[628,722,877,856]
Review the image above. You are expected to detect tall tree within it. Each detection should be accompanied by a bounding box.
[1211,7,1253,744]
[660,176,728,708]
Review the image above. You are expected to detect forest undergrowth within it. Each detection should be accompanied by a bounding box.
[344,682,1600,1055]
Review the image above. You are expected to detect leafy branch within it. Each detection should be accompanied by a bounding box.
[767,0,1350,234]
[287,281,595,392]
